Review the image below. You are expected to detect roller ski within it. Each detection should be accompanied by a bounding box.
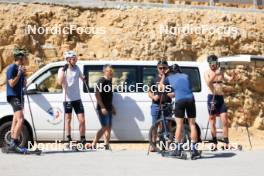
[65,141,85,151]
[65,137,90,151]
[1,144,42,155]
[220,144,243,151]
[67,141,79,151]
[190,149,202,160]
[161,149,187,160]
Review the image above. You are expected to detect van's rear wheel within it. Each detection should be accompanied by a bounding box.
[0,121,30,148]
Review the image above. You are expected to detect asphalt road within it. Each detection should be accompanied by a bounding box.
[0,149,263,176]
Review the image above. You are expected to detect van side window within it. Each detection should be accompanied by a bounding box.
[142,66,157,87]
[84,65,138,93]
[112,67,137,92]
[32,67,62,93]
[181,67,201,92]
[141,66,201,93]
[84,66,104,93]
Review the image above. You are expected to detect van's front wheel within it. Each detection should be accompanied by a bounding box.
[0,121,30,148]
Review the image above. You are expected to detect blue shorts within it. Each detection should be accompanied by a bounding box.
[151,103,171,124]
[207,94,227,116]
[98,110,112,127]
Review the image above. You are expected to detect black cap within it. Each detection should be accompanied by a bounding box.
[170,64,182,73]
[13,48,26,60]
[157,60,168,66]
[207,55,218,63]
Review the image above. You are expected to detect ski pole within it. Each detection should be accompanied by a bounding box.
[246,122,252,150]
[62,69,67,142]
[26,94,39,145]
[241,86,253,150]
[83,79,97,112]
[24,71,40,151]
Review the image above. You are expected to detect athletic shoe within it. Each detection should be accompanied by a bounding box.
[191,149,201,160]
[14,146,28,154]
[168,149,182,157]
[7,143,28,154]
[104,144,110,150]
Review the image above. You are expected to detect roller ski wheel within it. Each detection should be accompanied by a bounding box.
[85,143,96,150]
[161,151,187,160]
[208,143,218,151]
[27,149,42,155]
[221,144,242,151]
[179,152,187,160]
[237,144,243,151]
[66,141,84,151]
[1,146,12,154]
[1,146,42,155]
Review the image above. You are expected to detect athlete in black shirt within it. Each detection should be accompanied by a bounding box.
[88,64,116,150]
[148,60,174,152]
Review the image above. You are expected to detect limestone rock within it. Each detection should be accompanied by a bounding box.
[0,3,263,129]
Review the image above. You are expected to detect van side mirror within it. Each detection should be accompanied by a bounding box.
[25,83,38,95]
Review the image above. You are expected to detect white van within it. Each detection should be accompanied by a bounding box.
[0,55,263,146]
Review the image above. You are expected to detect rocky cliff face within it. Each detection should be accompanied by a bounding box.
[110,0,264,9]
[0,3,263,129]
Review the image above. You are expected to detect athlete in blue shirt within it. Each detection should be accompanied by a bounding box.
[160,64,201,159]
[6,48,27,153]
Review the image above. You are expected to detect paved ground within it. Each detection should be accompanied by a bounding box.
[0,149,263,176]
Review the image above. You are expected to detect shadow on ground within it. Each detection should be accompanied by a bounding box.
[200,152,236,159]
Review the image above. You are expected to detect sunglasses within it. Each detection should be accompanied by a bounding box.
[158,67,167,70]
[105,69,113,73]
[209,61,218,66]
[67,57,77,60]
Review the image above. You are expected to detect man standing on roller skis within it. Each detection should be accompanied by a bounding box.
[6,48,28,153]
[58,51,87,148]
[204,55,235,150]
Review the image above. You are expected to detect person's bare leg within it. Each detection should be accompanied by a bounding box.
[209,115,217,149]
[65,113,72,138]
[105,127,111,145]
[13,110,24,139]
[188,118,197,142]
[92,127,107,146]
[175,118,184,143]
[103,130,107,144]
[77,113,85,137]
[220,112,229,148]
[209,115,216,138]
[11,114,17,139]
[220,113,228,138]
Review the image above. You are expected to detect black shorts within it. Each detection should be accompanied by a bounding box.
[174,98,196,118]
[7,96,24,112]
[207,94,227,115]
[63,99,84,114]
